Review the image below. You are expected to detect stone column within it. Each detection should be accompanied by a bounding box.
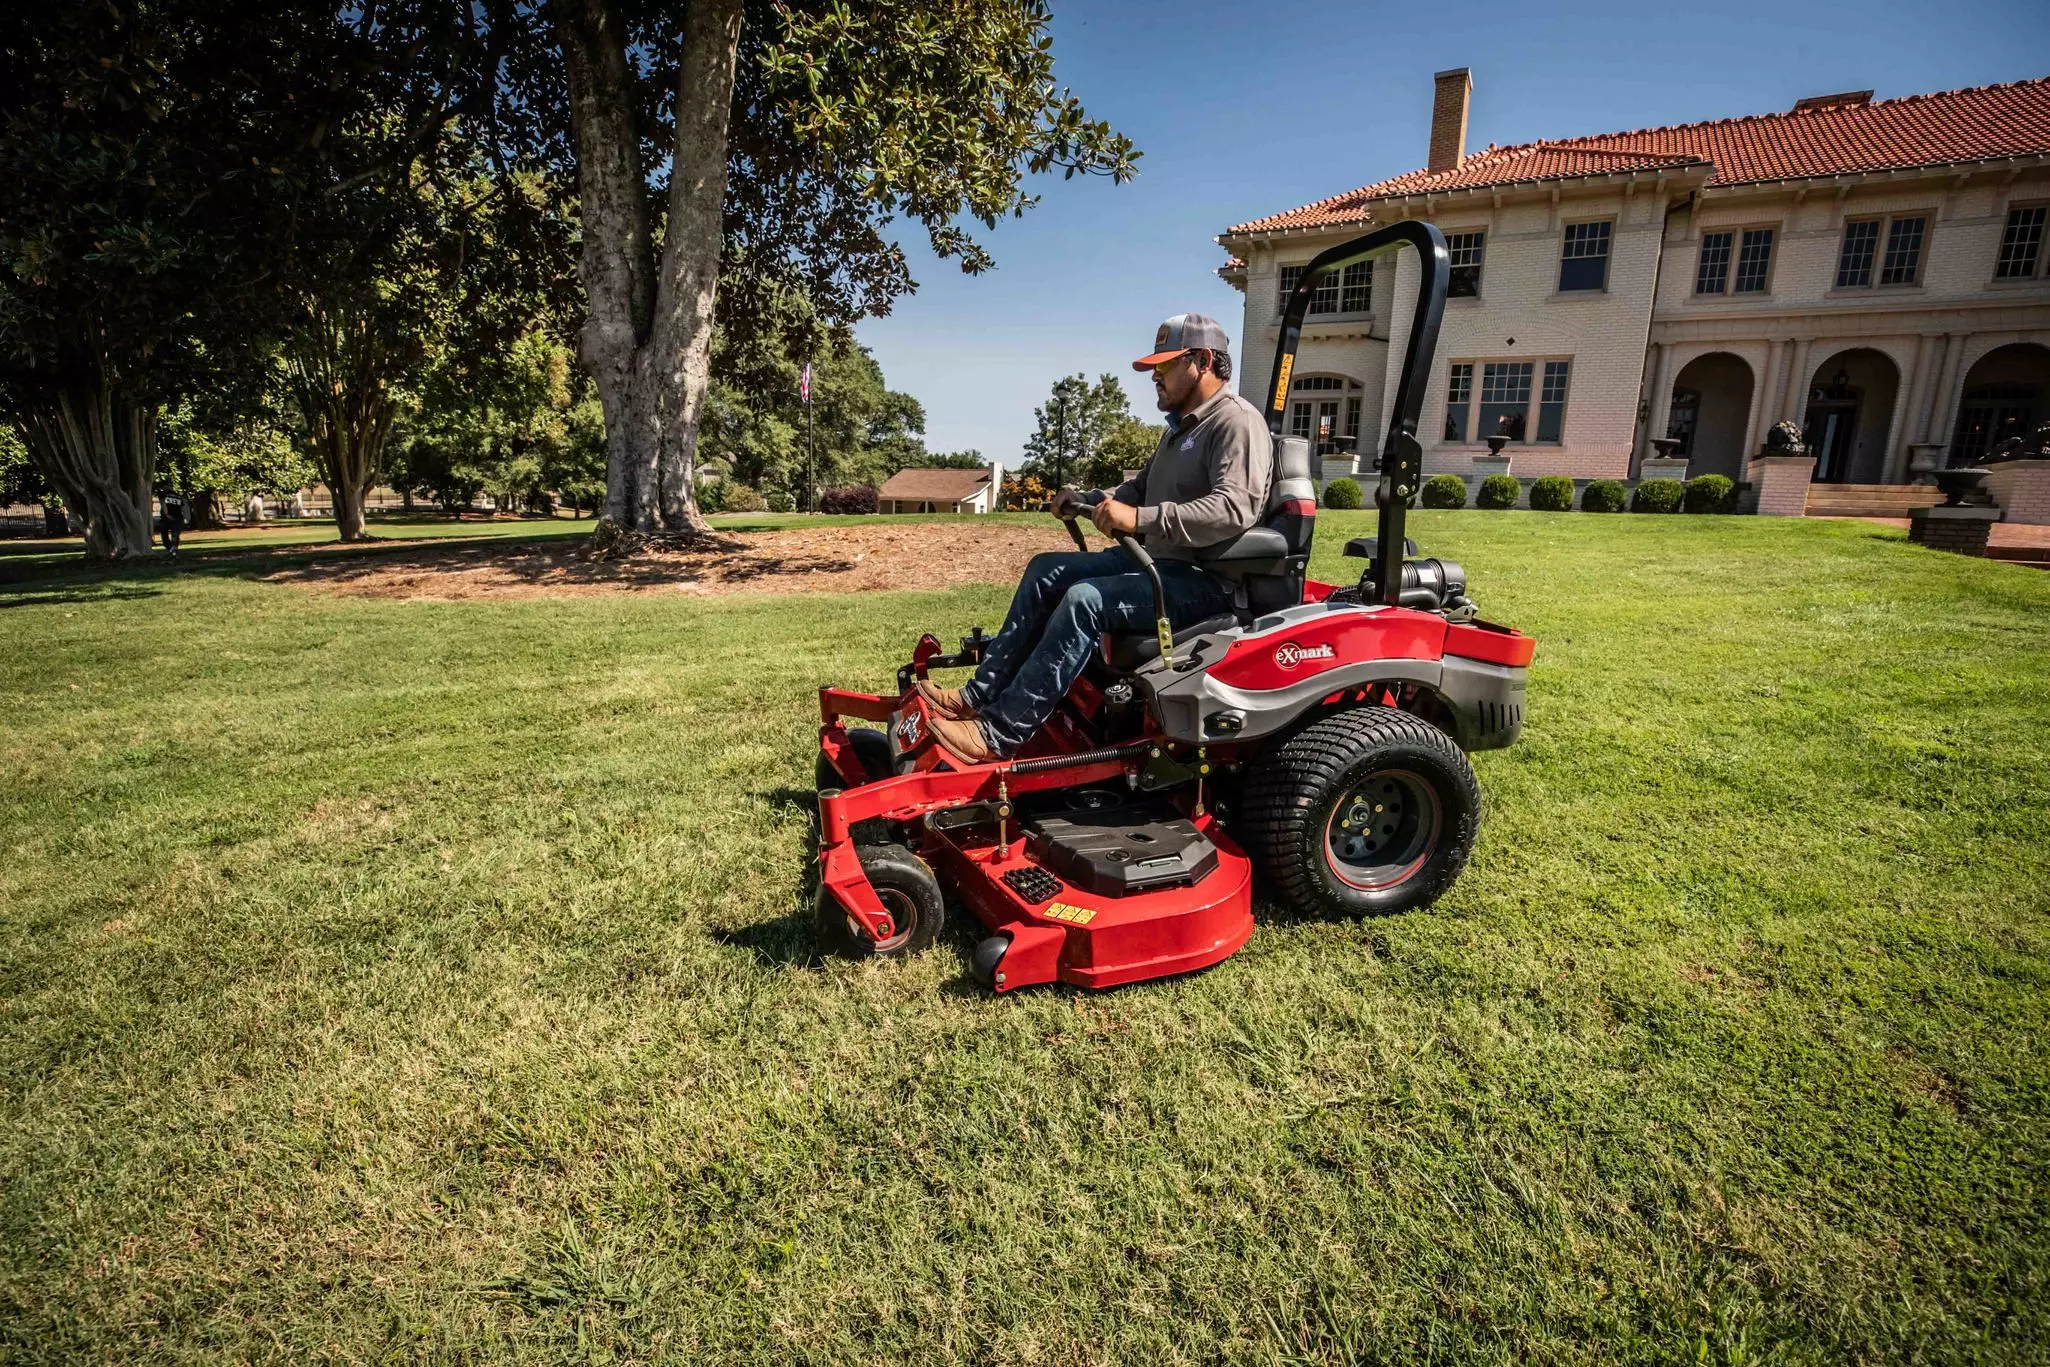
[1745,339,1786,457]
[1642,343,1681,473]
[1914,334,1953,442]
[1925,333,1972,457]
[1880,335,1926,484]
[1780,337,1815,425]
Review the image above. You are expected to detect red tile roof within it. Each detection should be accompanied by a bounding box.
[877,466,992,504]
[1226,76,2050,236]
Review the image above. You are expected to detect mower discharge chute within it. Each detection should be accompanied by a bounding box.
[813,220,1535,991]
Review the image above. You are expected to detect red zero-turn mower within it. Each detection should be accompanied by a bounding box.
[814,221,1535,992]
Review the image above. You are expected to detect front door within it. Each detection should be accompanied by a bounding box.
[1805,397,1859,483]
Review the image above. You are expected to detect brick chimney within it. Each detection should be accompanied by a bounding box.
[1429,67,1471,173]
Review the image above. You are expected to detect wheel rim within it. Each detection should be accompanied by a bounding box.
[1322,768,1442,891]
[850,885,919,953]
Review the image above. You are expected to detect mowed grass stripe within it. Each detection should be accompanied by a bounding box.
[1,511,2046,1363]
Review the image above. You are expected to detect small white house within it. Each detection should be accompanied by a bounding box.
[878,463,1001,514]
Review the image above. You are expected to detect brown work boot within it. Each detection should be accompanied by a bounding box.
[914,679,978,720]
[929,713,998,764]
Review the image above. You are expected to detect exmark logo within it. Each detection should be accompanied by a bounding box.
[895,709,924,751]
[1273,641,1335,669]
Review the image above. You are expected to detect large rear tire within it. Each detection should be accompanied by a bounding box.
[1240,706,1479,919]
[815,843,946,960]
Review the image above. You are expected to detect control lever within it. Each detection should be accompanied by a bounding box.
[1051,489,1173,668]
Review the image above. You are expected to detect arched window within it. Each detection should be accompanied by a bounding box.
[1287,374,1365,457]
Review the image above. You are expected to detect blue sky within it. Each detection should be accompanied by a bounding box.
[850,0,2050,468]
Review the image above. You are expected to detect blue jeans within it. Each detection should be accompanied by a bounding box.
[961,547,1234,754]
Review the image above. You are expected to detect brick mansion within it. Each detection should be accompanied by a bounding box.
[1216,71,2050,505]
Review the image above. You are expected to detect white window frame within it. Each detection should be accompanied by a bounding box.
[1993,202,2049,282]
[1834,209,1933,290]
[1730,225,1778,295]
[1278,261,1372,321]
[1445,229,1485,298]
[1442,356,1573,445]
[1557,219,1614,293]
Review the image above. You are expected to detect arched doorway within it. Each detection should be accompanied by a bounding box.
[1666,352,1755,481]
[1803,348,1900,484]
[1286,373,1365,460]
[1952,343,2050,463]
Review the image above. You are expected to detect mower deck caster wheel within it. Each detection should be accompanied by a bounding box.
[815,843,946,960]
[816,727,893,791]
[970,935,1011,990]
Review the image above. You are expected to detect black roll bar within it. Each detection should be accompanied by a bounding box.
[1262,220,1449,607]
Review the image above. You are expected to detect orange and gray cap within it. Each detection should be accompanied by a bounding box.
[1132,313,1231,371]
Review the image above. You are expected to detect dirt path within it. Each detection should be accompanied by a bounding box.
[263,521,1080,601]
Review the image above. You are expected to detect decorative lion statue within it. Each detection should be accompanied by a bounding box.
[1762,420,1807,456]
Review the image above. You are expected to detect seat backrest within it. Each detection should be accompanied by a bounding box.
[1247,434,1316,615]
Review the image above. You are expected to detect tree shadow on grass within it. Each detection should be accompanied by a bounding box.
[0,584,162,608]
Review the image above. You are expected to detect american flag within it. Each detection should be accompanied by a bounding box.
[800,363,811,404]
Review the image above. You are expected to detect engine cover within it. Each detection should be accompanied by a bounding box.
[1026,801,1219,897]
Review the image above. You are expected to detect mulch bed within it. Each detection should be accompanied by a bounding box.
[261,521,1078,601]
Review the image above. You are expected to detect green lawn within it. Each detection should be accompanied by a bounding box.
[3,512,2047,1362]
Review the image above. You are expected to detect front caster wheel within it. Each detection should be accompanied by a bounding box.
[970,935,1011,989]
[1240,705,1480,918]
[816,727,893,791]
[815,843,946,959]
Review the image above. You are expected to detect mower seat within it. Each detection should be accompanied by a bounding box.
[1096,435,1317,673]
[1194,434,1318,617]
[1100,612,1240,674]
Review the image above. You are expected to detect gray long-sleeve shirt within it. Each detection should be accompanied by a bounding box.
[1106,386,1274,562]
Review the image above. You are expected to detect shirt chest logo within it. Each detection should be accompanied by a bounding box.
[1180,438,1196,451]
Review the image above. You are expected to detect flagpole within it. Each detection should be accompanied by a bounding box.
[803,353,815,513]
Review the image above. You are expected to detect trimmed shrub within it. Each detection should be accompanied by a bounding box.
[1421,474,1467,509]
[1631,478,1685,514]
[720,482,767,513]
[1581,479,1627,513]
[766,491,795,513]
[821,484,879,515]
[1321,477,1362,509]
[1528,476,1574,511]
[1476,474,1520,510]
[1683,473,1737,514]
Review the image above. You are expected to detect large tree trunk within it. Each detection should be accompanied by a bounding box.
[284,307,395,542]
[557,0,741,540]
[13,365,157,559]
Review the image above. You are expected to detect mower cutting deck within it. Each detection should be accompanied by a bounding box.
[813,220,1536,992]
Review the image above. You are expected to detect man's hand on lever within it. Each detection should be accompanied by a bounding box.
[1049,488,1088,520]
[1090,497,1139,538]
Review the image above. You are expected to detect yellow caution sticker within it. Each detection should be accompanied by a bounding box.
[1271,354,1294,411]
[1041,901,1097,926]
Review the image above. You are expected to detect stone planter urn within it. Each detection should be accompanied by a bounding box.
[1473,433,1514,480]
[1908,443,1948,483]
[1932,467,1991,507]
[1642,436,1690,483]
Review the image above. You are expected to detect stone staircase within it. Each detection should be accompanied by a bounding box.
[1805,483,1945,518]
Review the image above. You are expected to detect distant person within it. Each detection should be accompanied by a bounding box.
[157,487,187,556]
[914,312,1272,762]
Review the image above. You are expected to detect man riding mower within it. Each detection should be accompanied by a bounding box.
[813,221,1535,992]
